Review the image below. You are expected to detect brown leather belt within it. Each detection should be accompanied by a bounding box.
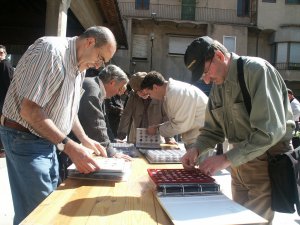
[0,115,30,133]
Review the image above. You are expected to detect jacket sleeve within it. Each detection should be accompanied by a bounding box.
[78,85,116,157]
[117,93,134,139]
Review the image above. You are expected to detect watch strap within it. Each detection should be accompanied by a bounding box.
[61,137,69,144]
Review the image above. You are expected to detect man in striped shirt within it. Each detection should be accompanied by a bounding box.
[0,26,116,225]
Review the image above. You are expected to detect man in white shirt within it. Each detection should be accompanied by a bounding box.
[140,71,208,150]
[288,88,300,123]
[288,88,300,147]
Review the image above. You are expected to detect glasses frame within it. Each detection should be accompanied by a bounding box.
[97,52,106,67]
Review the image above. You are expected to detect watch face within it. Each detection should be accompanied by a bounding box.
[57,143,64,151]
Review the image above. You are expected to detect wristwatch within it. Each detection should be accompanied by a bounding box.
[57,137,70,152]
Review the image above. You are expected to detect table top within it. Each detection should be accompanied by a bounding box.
[20,157,183,225]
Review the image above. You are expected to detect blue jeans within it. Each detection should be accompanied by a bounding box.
[0,126,59,225]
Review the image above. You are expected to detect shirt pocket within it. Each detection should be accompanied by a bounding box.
[231,102,252,140]
[211,106,226,132]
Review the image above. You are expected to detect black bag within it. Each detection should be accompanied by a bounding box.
[267,149,300,215]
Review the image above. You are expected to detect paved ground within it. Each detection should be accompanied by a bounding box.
[0,157,13,225]
[0,157,299,225]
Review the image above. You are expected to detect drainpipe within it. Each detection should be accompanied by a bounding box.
[255,29,261,57]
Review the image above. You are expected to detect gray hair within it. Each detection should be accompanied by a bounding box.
[204,40,229,61]
[0,45,7,54]
[211,40,229,54]
[79,26,116,48]
[98,65,129,84]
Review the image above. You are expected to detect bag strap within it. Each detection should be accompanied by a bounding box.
[237,57,251,115]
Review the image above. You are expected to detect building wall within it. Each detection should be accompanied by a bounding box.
[114,18,207,81]
[115,0,300,91]
[118,0,237,9]
[257,0,300,30]
[114,19,249,82]
[209,24,248,56]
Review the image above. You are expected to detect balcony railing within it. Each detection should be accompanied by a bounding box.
[275,63,300,70]
[118,2,256,25]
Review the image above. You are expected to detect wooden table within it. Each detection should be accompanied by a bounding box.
[20,157,182,225]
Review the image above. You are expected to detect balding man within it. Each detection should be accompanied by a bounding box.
[0,26,117,225]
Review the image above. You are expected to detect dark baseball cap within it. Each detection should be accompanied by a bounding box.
[184,36,215,82]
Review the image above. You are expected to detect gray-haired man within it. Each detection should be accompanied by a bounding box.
[77,64,131,160]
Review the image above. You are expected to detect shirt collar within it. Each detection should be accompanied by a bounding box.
[98,78,107,102]
[69,36,79,72]
[225,52,240,85]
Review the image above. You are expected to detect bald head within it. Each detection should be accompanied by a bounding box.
[80,26,117,49]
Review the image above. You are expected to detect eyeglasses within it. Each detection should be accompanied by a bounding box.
[201,57,213,80]
[97,52,106,67]
[137,89,149,98]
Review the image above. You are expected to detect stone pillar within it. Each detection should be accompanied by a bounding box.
[45,0,71,37]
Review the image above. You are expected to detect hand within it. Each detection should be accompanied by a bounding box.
[112,152,132,161]
[181,147,200,170]
[198,155,231,176]
[114,138,126,143]
[166,138,178,145]
[147,125,158,135]
[80,136,107,157]
[63,140,101,174]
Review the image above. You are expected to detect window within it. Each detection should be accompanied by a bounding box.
[135,0,150,10]
[223,36,236,53]
[276,43,288,63]
[132,34,148,60]
[275,42,300,70]
[237,0,250,16]
[168,36,195,55]
[290,43,300,63]
[286,0,300,4]
[181,0,196,20]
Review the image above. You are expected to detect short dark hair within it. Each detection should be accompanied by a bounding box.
[140,71,165,90]
[287,88,293,95]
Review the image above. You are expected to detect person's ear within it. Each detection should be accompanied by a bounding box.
[86,37,96,48]
[110,80,116,87]
[214,50,225,62]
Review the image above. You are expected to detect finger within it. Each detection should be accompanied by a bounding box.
[114,153,132,161]
[86,157,100,171]
[76,156,96,173]
[181,156,195,170]
[182,163,195,170]
[95,143,107,157]
[122,154,132,161]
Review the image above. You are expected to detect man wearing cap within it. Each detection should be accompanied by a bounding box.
[140,71,208,152]
[182,36,294,224]
[117,72,175,144]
